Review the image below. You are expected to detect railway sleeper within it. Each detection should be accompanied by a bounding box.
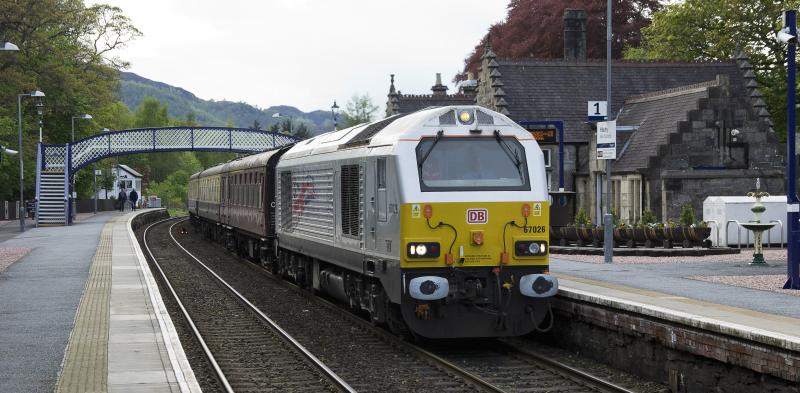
[192,217,407,336]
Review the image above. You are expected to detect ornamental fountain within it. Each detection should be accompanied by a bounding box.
[740,178,776,266]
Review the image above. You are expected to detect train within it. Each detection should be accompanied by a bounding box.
[188,105,558,338]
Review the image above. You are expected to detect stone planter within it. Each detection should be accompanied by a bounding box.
[559,226,579,246]
[624,227,648,248]
[550,225,563,245]
[685,226,712,248]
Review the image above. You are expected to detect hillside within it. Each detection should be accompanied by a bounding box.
[119,72,333,134]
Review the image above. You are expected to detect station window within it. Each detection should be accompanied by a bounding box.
[542,149,551,167]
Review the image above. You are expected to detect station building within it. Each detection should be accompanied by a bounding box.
[96,164,143,202]
[386,9,785,224]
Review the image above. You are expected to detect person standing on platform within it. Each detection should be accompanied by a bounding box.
[129,189,138,211]
[118,189,127,212]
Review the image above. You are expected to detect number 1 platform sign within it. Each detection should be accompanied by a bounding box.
[596,121,616,160]
[588,101,607,121]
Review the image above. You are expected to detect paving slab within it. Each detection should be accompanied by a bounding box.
[0,212,118,393]
[54,211,200,393]
[551,256,800,353]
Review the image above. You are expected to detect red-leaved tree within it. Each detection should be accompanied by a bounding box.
[457,0,663,81]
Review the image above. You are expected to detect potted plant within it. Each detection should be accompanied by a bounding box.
[638,209,663,248]
[562,208,593,247]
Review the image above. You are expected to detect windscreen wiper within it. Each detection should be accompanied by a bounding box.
[417,130,444,169]
[493,130,523,176]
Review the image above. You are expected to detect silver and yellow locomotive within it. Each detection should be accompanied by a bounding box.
[189,106,557,338]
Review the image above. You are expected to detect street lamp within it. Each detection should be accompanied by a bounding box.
[778,10,800,289]
[16,90,45,232]
[93,128,111,214]
[1,42,19,51]
[69,113,92,223]
[71,113,92,142]
[331,100,340,130]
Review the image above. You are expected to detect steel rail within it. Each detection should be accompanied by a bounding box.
[164,218,356,393]
[142,217,235,393]
[498,339,636,393]
[218,256,507,393]
[171,217,637,393]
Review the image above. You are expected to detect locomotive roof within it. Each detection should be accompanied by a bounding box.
[282,105,527,159]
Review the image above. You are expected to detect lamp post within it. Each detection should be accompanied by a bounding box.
[17,90,45,232]
[779,10,800,289]
[93,128,110,214]
[70,114,92,222]
[331,100,340,130]
[603,0,614,264]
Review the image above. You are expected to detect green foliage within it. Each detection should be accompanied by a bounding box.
[341,93,378,127]
[680,204,696,227]
[624,0,800,141]
[641,208,657,226]
[574,208,591,226]
[0,0,140,201]
[146,169,193,212]
[611,209,620,226]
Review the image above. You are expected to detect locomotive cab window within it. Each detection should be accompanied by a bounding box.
[416,136,530,191]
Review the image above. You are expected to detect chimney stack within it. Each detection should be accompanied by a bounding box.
[431,73,448,96]
[563,9,587,62]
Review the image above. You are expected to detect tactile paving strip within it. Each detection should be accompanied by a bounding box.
[55,223,113,393]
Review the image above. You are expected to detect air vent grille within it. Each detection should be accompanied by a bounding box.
[340,164,360,237]
[476,110,495,125]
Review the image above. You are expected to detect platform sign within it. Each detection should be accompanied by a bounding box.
[596,121,616,160]
[588,101,607,121]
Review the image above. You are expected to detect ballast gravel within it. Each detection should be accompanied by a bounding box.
[687,274,799,297]
[555,248,786,264]
[0,247,31,272]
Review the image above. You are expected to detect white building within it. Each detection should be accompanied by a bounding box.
[97,164,143,204]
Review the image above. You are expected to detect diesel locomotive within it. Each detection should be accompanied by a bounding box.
[188,106,558,338]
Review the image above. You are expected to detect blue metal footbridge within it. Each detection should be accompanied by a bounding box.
[35,127,300,226]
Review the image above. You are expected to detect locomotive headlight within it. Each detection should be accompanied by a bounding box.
[515,240,548,257]
[407,242,440,259]
[458,110,474,125]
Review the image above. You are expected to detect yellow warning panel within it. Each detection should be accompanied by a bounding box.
[399,201,549,268]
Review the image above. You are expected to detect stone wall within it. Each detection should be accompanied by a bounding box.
[539,296,799,392]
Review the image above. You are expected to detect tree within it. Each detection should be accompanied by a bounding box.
[342,94,378,127]
[292,123,311,139]
[458,0,662,80]
[624,0,800,140]
[251,119,261,130]
[0,0,140,201]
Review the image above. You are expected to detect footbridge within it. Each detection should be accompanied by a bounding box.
[35,126,300,226]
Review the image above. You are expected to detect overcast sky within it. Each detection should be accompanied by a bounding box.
[90,0,509,113]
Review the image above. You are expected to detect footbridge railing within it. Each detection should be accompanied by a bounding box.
[36,126,301,226]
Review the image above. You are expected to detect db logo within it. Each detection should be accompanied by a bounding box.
[466,209,488,224]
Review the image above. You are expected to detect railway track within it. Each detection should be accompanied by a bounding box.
[142,217,355,393]
[155,217,639,393]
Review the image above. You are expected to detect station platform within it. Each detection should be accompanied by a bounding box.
[550,253,800,383]
[0,210,199,393]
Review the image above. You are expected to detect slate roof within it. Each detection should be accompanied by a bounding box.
[496,59,744,143]
[613,82,711,173]
[118,164,142,178]
[393,93,475,114]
